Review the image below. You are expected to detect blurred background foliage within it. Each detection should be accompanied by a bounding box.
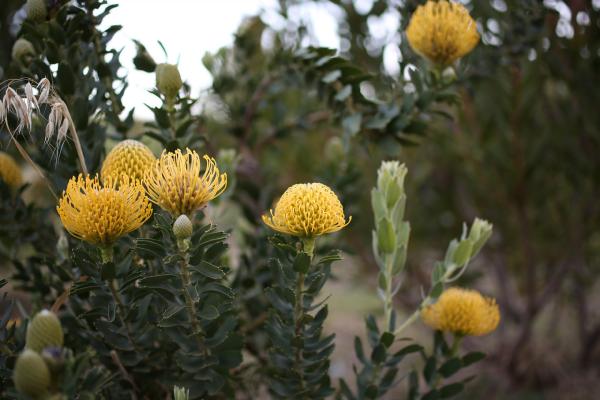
[1,0,599,398]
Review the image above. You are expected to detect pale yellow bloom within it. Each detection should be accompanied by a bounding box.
[0,152,22,188]
[262,183,351,237]
[406,0,479,66]
[57,174,152,246]
[421,287,500,336]
[144,149,227,216]
[101,139,156,184]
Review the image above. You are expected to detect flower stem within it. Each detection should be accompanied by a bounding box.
[383,255,394,332]
[166,96,177,140]
[108,278,139,352]
[178,247,207,355]
[294,270,306,393]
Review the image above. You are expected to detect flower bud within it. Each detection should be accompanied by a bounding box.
[467,218,493,258]
[376,161,407,208]
[26,0,47,23]
[26,310,64,353]
[11,38,35,65]
[173,214,193,240]
[13,349,51,397]
[174,386,190,400]
[156,63,182,99]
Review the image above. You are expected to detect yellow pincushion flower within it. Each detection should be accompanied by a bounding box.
[101,139,156,183]
[406,0,480,66]
[0,152,23,188]
[57,174,152,246]
[421,287,500,336]
[144,148,227,216]
[262,183,351,238]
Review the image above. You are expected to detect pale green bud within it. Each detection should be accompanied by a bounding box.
[173,386,190,400]
[13,349,50,397]
[376,161,407,209]
[174,386,190,400]
[173,214,193,240]
[26,0,47,23]
[26,310,64,353]
[156,63,182,98]
[468,218,493,258]
[11,38,35,65]
[442,66,457,84]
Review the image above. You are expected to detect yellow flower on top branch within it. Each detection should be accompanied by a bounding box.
[57,174,152,247]
[144,148,227,217]
[406,0,480,67]
[421,287,500,336]
[262,183,351,239]
[100,139,156,184]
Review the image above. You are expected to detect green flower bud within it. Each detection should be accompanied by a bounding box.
[156,63,182,99]
[173,214,193,240]
[442,66,457,84]
[26,310,64,353]
[376,161,407,209]
[26,0,47,23]
[11,38,35,65]
[467,218,493,258]
[174,386,190,400]
[13,349,51,397]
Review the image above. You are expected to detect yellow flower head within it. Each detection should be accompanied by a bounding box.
[262,183,351,237]
[57,174,152,246]
[144,148,227,216]
[421,287,500,336]
[0,152,22,188]
[101,139,156,184]
[406,0,479,66]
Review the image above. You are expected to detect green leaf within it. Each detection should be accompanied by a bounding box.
[354,336,367,364]
[377,217,397,254]
[57,62,76,95]
[202,305,220,320]
[322,69,342,83]
[342,113,362,137]
[440,383,464,398]
[380,332,395,348]
[438,357,462,378]
[431,262,445,284]
[430,282,444,299]
[422,390,440,400]
[461,351,486,367]
[371,343,386,364]
[423,356,437,383]
[293,252,311,274]
[453,240,473,267]
[334,85,352,102]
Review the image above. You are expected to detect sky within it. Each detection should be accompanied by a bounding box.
[104,0,344,119]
